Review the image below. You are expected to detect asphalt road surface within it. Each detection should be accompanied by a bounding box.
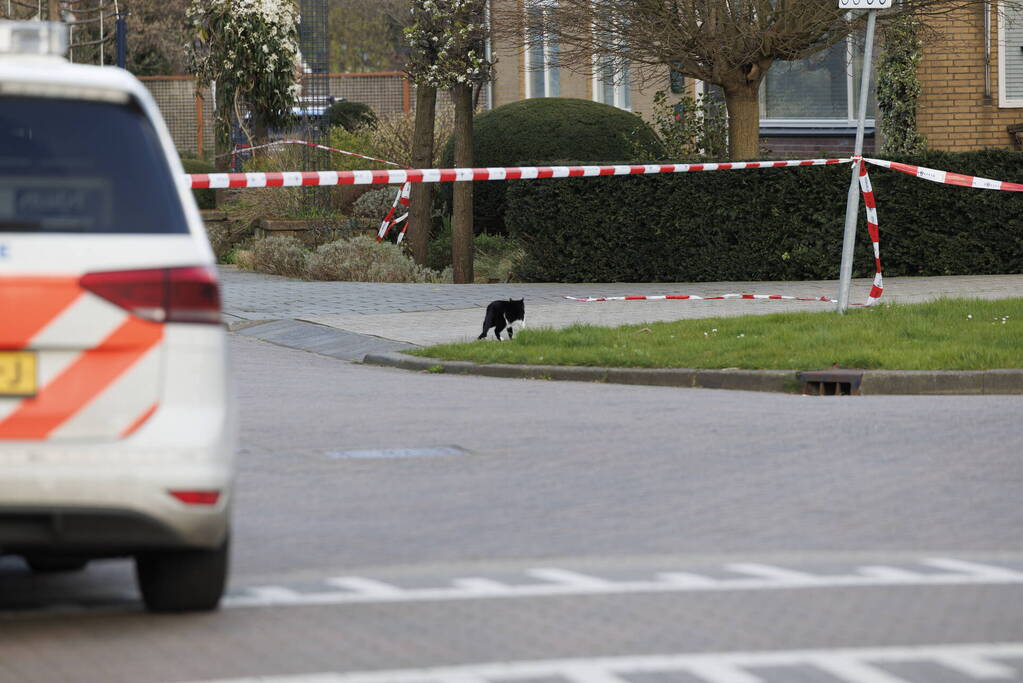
[2,334,1022,683]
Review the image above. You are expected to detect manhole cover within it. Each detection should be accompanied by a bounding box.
[324,446,471,460]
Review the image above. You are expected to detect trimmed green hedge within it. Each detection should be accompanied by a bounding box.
[440,98,664,235]
[180,158,217,210]
[505,149,1023,282]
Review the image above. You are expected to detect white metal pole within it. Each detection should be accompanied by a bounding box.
[837,8,878,313]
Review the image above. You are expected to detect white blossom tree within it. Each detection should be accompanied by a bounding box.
[404,0,492,282]
[188,0,301,167]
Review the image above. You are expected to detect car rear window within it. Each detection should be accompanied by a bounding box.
[0,97,188,234]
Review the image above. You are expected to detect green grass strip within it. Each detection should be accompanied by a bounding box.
[412,298,1023,370]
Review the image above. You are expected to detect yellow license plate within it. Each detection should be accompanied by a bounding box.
[0,351,37,397]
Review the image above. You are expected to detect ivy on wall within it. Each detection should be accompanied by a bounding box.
[877,14,927,156]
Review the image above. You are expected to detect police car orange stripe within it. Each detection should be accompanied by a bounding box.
[0,276,82,349]
[120,402,159,438]
[0,316,163,440]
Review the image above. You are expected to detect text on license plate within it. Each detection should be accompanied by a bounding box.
[0,351,37,396]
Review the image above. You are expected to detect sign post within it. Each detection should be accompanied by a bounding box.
[836,0,889,313]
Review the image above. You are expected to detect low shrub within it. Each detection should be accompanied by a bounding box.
[325,101,378,132]
[506,149,1023,282]
[352,186,400,219]
[252,235,310,278]
[181,158,216,209]
[328,109,454,170]
[427,218,524,282]
[225,145,346,221]
[307,236,438,282]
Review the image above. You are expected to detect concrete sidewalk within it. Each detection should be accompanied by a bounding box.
[220,266,1023,349]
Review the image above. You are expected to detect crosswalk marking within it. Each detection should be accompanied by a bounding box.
[185,642,1023,683]
[222,558,1023,609]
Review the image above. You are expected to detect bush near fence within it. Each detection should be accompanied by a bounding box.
[504,149,1023,283]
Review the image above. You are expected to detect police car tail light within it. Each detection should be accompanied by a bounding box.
[80,266,221,325]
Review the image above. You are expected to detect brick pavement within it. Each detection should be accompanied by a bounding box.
[219,267,1023,347]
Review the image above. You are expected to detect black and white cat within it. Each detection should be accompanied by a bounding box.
[478,298,525,341]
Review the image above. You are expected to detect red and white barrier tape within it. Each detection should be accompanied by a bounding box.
[568,160,884,308]
[863,157,1023,191]
[378,181,412,243]
[187,157,850,189]
[565,293,835,303]
[858,160,884,305]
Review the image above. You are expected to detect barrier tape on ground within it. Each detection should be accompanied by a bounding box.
[186,157,851,189]
[566,160,884,308]
[564,293,836,302]
[863,157,1023,191]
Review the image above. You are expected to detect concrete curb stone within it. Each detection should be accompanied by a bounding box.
[362,352,1023,395]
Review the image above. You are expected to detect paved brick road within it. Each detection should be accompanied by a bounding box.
[220,268,1023,346]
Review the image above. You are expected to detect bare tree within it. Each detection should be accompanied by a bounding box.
[404,0,493,282]
[495,0,987,160]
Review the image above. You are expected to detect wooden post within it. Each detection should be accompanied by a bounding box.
[195,92,205,159]
[402,79,412,115]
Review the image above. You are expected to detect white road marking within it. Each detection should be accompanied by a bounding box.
[724,563,819,582]
[222,558,1023,609]
[812,656,915,683]
[527,569,615,588]
[325,577,406,597]
[656,571,720,587]
[184,642,1023,683]
[936,652,1019,678]
[450,579,513,593]
[923,558,1023,580]
[857,566,926,581]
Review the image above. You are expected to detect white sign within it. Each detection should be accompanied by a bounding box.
[838,0,891,7]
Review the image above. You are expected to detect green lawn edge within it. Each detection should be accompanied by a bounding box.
[410,297,1023,371]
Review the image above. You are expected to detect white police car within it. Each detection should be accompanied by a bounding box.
[0,21,236,612]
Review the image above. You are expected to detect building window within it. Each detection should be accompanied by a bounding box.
[999,1,1023,106]
[525,0,560,98]
[759,34,876,126]
[594,53,630,110]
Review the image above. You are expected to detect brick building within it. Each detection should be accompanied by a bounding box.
[488,0,878,158]
[488,1,1023,157]
[916,2,1023,151]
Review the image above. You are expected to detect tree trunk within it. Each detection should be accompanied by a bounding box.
[723,81,762,160]
[408,84,437,266]
[451,82,474,284]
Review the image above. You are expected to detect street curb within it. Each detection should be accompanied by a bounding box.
[361,352,1023,395]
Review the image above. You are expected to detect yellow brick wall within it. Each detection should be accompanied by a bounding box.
[916,3,1021,151]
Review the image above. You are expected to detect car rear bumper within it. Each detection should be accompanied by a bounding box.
[0,505,225,555]
[0,459,232,555]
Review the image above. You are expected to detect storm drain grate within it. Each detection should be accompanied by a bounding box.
[798,369,864,396]
[324,446,471,460]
